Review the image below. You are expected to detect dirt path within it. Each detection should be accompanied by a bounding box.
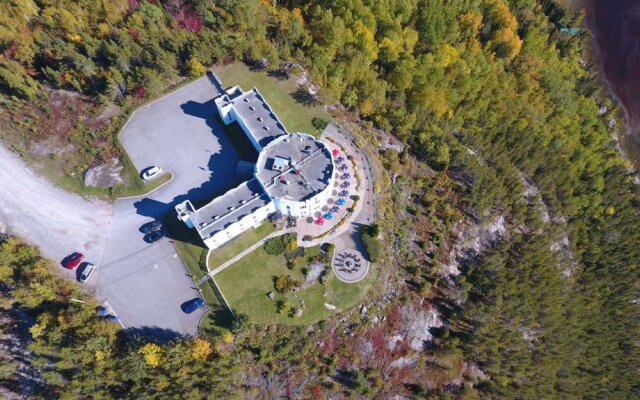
[0,143,113,269]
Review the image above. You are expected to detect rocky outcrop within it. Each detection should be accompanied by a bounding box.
[83,158,124,188]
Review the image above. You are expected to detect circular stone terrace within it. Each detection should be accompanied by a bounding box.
[332,248,369,283]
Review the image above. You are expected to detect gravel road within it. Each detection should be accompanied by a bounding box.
[0,143,113,274]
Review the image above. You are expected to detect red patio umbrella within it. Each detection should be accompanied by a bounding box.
[332,148,340,157]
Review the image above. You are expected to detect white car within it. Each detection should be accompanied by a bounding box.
[79,263,96,283]
[141,166,162,180]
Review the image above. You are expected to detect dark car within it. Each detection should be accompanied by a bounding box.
[182,298,205,314]
[64,252,84,269]
[145,229,164,243]
[141,220,162,234]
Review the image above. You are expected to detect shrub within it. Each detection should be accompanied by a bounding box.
[264,236,286,255]
[324,243,335,254]
[360,224,381,263]
[276,300,290,314]
[275,275,298,293]
[264,233,297,255]
[312,117,329,131]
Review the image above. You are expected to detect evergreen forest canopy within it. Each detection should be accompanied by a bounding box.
[0,0,639,398]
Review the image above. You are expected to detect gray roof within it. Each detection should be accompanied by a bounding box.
[191,178,270,238]
[231,89,287,148]
[257,134,333,202]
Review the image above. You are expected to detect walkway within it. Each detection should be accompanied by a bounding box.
[199,227,295,283]
[199,123,377,284]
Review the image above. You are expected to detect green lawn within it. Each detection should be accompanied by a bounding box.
[164,212,234,332]
[215,245,374,325]
[207,222,277,269]
[214,63,329,137]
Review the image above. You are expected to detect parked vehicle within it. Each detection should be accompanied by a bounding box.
[64,252,84,269]
[145,229,164,243]
[141,166,162,180]
[79,263,96,283]
[141,220,162,234]
[182,298,205,314]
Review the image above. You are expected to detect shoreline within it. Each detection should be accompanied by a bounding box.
[579,0,640,174]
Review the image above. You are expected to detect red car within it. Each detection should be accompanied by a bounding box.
[64,252,84,269]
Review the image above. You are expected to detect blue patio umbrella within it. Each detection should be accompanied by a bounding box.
[337,198,346,206]
[331,206,340,212]
[324,212,334,220]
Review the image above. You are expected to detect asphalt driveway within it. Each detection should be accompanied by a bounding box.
[97,76,243,336]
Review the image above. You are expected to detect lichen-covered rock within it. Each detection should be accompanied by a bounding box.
[83,158,124,188]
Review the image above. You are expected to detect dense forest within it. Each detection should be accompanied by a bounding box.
[1,0,639,398]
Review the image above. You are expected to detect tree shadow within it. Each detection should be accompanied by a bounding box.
[349,222,368,255]
[291,88,320,107]
[267,68,288,81]
[121,326,186,344]
[203,305,234,331]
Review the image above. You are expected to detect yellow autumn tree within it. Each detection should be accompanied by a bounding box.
[139,343,164,368]
[191,338,213,361]
[186,57,207,77]
[485,0,523,60]
[221,331,234,344]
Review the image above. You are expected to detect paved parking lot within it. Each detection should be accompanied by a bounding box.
[97,76,243,336]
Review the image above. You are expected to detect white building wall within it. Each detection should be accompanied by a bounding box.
[203,201,276,250]
[272,176,334,217]
[215,98,234,124]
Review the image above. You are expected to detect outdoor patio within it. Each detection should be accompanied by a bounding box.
[296,145,359,238]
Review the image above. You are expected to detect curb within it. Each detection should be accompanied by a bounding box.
[115,173,174,201]
[116,75,211,178]
[171,239,209,336]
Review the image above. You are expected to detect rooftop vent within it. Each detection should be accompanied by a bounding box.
[240,200,247,204]
[263,126,270,131]
[257,116,263,122]
[249,106,255,111]
[229,206,235,211]
[243,98,249,102]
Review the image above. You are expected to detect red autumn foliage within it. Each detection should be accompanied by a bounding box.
[133,86,146,98]
[128,0,140,12]
[369,328,387,356]
[164,0,202,33]
[387,304,402,331]
[129,28,140,41]
[312,385,321,400]
[321,330,336,356]
[3,42,17,60]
